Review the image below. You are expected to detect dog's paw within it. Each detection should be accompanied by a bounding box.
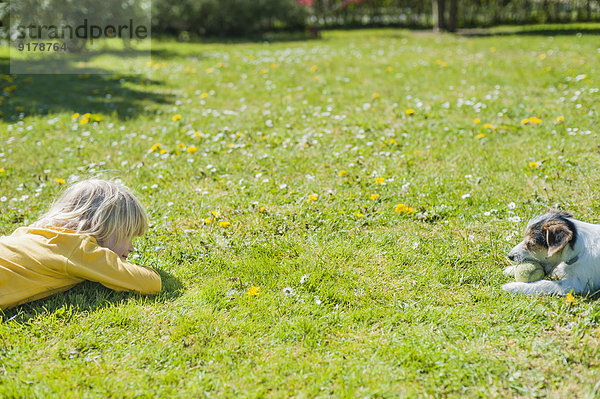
[503,265,517,277]
[502,282,528,294]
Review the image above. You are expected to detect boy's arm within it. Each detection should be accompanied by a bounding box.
[65,236,161,294]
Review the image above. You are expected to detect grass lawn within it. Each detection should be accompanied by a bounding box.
[1,23,600,397]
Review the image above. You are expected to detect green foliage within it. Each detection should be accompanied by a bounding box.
[151,0,308,37]
[6,0,149,49]
[307,0,599,29]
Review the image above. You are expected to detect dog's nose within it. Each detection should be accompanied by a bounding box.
[508,253,516,262]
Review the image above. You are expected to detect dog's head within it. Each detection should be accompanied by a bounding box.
[508,209,577,269]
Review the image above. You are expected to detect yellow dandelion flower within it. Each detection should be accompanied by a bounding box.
[211,210,221,218]
[395,203,407,213]
[201,93,208,98]
[521,118,530,125]
[271,64,278,69]
[172,114,182,121]
[82,113,91,118]
[310,65,318,73]
[248,286,259,296]
[484,123,493,129]
[178,142,187,149]
[93,116,102,122]
[0,168,6,175]
[556,116,565,123]
[194,131,204,138]
[528,161,540,168]
[476,133,485,140]
[150,143,162,152]
[474,118,480,124]
[529,117,542,124]
[159,149,167,155]
[80,118,89,125]
[186,146,197,153]
[354,212,364,218]
[386,66,392,72]
[370,193,379,200]
[71,113,80,119]
[338,170,347,177]
[566,291,577,305]
[204,218,212,224]
[372,93,380,99]
[394,203,414,214]
[259,206,266,213]
[376,177,386,184]
[219,221,231,228]
[389,139,397,144]
[54,178,66,185]
[308,194,318,202]
[405,109,414,115]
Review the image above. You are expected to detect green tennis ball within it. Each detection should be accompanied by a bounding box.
[514,261,545,283]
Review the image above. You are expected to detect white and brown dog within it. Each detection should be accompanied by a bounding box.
[503,209,600,296]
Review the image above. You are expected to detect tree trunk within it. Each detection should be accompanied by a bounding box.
[587,0,592,21]
[433,0,446,31]
[447,0,458,32]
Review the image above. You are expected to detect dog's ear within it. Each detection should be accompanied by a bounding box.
[543,221,573,257]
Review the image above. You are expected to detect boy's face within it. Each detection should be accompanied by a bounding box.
[102,234,135,261]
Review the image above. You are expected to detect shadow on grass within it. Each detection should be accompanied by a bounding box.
[153,29,322,45]
[1,268,184,324]
[0,54,173,122]
[457,26,600,37]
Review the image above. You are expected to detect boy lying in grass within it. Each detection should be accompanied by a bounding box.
[0,179,162,311]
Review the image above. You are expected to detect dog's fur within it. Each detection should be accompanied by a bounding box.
[502,209,600,295]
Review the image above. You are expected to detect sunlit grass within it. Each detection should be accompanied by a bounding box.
[1,24,600,396]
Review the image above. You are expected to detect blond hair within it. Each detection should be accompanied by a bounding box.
[33,179,148,246]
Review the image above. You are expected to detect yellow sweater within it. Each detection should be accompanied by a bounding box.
[0,227,162,311]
